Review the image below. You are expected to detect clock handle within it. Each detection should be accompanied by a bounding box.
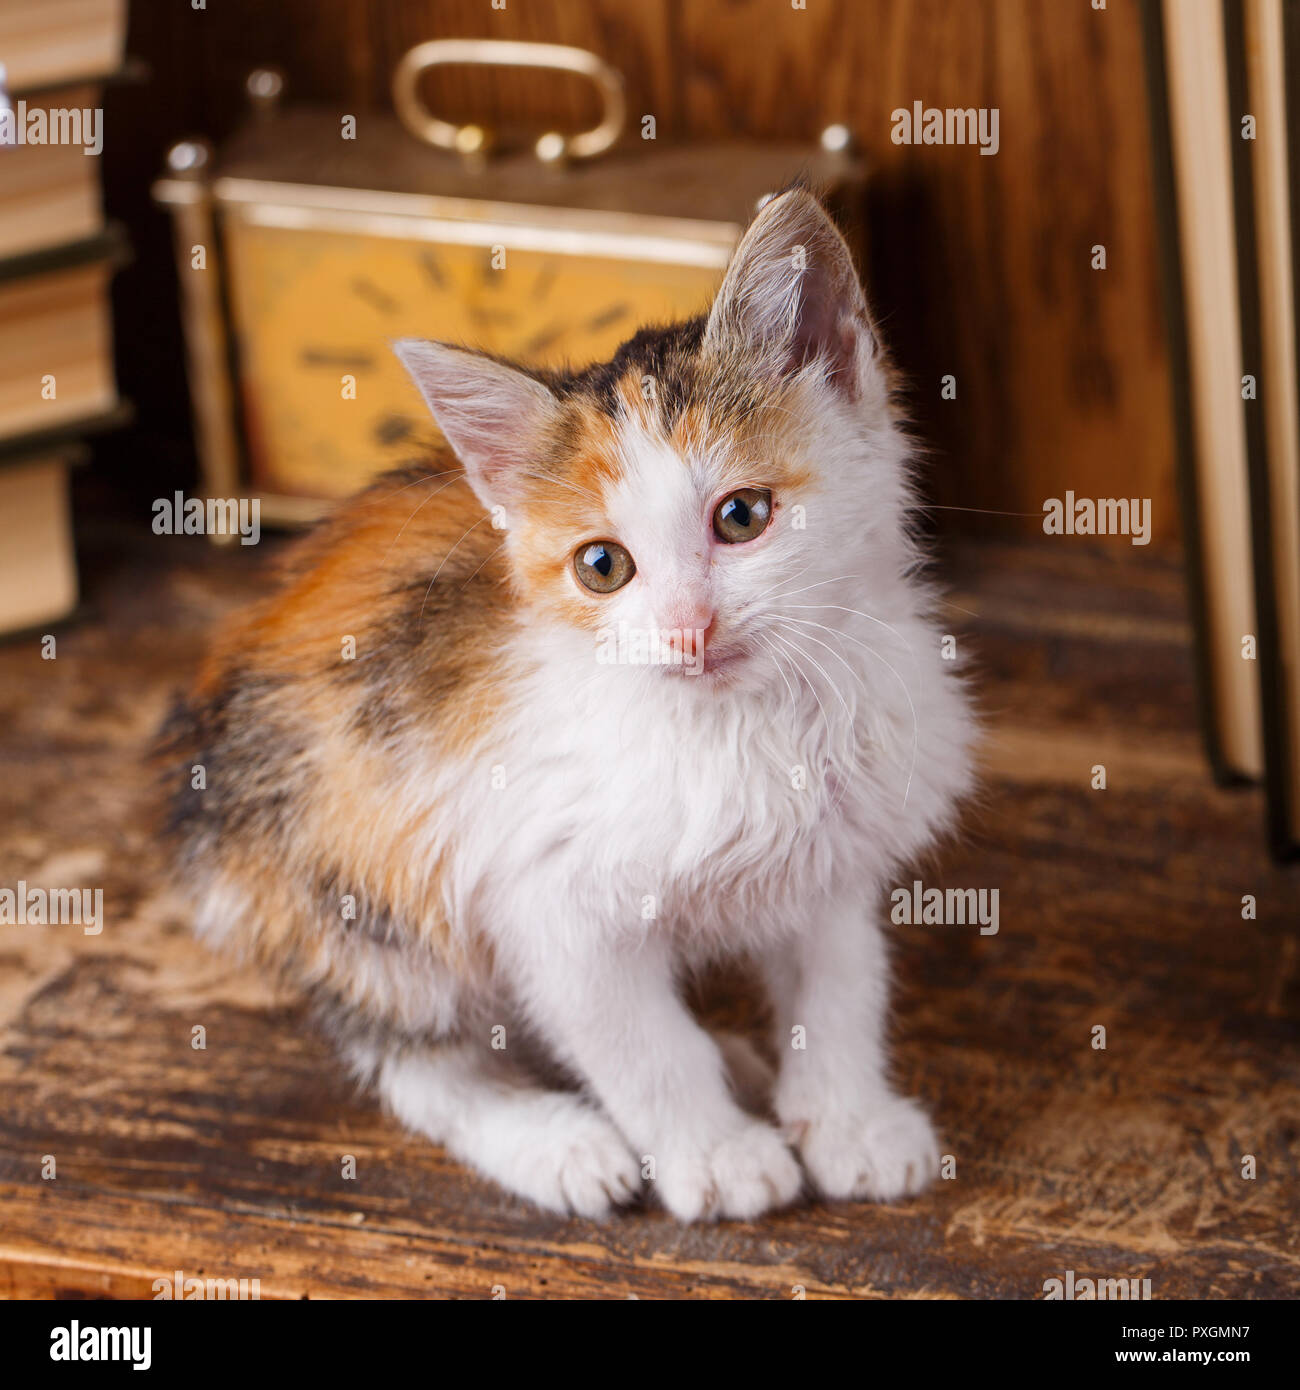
[392,39,626,165]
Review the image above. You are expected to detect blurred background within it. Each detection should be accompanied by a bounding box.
[95,0,1171,534]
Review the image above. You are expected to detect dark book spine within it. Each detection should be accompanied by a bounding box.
[1139,0,1234,785]
[0,223,130,285]
[1224,0,1297,859]
[1282,0,1300,855]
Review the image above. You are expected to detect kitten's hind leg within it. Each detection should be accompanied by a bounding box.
[351,1040,643,1219]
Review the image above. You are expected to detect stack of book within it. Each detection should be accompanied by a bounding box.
[1144,0,1300,858]
[0,0,129,636]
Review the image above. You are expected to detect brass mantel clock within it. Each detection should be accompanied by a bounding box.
[154,41,866,529]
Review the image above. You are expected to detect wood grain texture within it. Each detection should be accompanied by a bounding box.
[101,0,1176,541]
[0,504,1295,1299]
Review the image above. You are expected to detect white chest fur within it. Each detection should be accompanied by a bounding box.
[430,600,973,960]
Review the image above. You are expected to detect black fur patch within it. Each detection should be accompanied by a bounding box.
[551,316,707,424]
[156,673,302,860]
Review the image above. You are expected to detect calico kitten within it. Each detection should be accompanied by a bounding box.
[159,189,975,1222]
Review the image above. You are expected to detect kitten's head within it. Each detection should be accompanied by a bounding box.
[394,188,912,687]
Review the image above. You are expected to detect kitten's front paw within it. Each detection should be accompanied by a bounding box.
[654,1121,803,1222]
[794,1096,940,1203]
[473,1097,643,1220]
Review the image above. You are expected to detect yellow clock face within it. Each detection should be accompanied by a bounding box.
[223,220,726,500]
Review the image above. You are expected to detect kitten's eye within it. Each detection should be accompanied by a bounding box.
[574,540,635,594]
[713,487,772,544]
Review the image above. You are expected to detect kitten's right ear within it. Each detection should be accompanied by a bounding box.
[393,339,560,513]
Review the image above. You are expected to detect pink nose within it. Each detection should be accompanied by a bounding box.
[665,610,715,653]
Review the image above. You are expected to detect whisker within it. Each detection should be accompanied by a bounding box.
[770,601,917,657]
[379,467,463,498]
[774,615,918,809]
[769,631,833,761]
[459,538,509,590]
[771,626,865,818]
[755,631,800,715]
[770,624,856,744]
[745,562,817,611]
[757,573,865,606]
[770,629,854,778]
[384,470,471,561]
[418,516,492,628]
[771,617,868,694]
[914,503,1041,518]
[517,469,603,505]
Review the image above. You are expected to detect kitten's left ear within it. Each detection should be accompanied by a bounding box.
[703,188,876,398]
[392,338,561,513]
